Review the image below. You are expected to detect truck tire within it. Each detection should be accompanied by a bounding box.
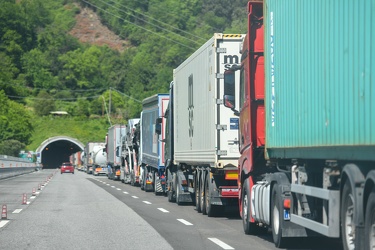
[365,187,375,250]
[176,173,181,205]
[140,168,145,190]
[201,170,207,215]
[130,171,135,186]
[341,181,356,250]
[242,180,263,235]
[195,170,202,212]
[271,183,288,248]
[205,172,218,217]
[167,170,176,202]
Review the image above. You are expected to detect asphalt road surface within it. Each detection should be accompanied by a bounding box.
[0,169,342,250]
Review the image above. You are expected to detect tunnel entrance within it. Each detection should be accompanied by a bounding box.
[36,136,84,169]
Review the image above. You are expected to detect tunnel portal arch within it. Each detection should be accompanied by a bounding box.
[36,136,84,169]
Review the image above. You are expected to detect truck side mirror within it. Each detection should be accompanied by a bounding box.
[155,117,162,124]
[155,117,162,135]
[155,123,161,135]
[223,69,236,109]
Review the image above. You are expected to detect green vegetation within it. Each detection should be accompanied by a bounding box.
[28,116,111,150]
[0,0,247,155]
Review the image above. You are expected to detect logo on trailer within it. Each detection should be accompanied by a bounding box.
[224,55,240,70]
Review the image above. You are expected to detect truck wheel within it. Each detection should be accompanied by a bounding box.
[168,186,175,202]
[242,180,261,234]
[140,168,145,190]
[130,171,135,186]
[271,183,288,248]
[176,173,181,205]
[167,170,176,202]
[195,170,202,212]
[201,170,207,215]
[341,181,356,250]
[205,172,216,217]
[365,188,375,250]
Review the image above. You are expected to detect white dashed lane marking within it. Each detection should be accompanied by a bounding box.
[123,191,129,194]
[131,196,139,199]
[177,219,193,226]
[208,238,234,250]
[158,208,169,213]
[0,220,9,228]
[12,209,22,214]
[143,201,152,205]
[116,188,121,191]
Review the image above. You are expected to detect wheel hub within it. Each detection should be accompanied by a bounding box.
[344,193,355,250]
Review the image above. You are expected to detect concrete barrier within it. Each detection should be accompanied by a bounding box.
[0,155,40,180]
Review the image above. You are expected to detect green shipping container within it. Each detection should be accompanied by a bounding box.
[264,0,375,161]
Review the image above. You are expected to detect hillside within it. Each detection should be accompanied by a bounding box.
[0,0,247,155]
[69,6,130,52]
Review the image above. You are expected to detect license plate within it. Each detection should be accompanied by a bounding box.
[65,170,70,172]
[284,209,290,220]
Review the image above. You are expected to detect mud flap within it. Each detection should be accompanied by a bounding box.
[155,178,164,194]
[176,170,193,203]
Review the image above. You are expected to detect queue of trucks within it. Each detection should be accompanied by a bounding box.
[75,1,374,249]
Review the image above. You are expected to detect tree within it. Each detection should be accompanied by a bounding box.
[75,98,90,117]
[32,90,55,116]
[0,91,33,145]
[21,48,58,89]
[0,140,26,157]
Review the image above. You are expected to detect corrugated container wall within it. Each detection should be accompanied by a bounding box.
[140,94,169,168]
[107,125,125,165]
[173,34,243,166]
[264,0,375,160]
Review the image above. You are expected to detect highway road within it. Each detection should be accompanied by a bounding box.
[0,170,342,250]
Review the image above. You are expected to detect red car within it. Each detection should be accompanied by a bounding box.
[61,162,74,174]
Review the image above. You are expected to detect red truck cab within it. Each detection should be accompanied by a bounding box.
[224,0,265,231]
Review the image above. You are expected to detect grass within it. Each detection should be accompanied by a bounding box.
[27,116,113,151]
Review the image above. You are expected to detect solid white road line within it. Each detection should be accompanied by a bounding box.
[177,219,193,226]
[208,238,234,250]
[12,209,22,214]
[157,208,169,213]
[0,220,9,228]
[143,201,152,205]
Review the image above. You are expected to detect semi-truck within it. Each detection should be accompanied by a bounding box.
[120,118,140,185]
[162,33,244,216]
[83,142,105,174]
[139,94,169,193]
[92,146,107,176]
[70,151,82,170]
[106,125,126,180]
[223,1,375,249]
